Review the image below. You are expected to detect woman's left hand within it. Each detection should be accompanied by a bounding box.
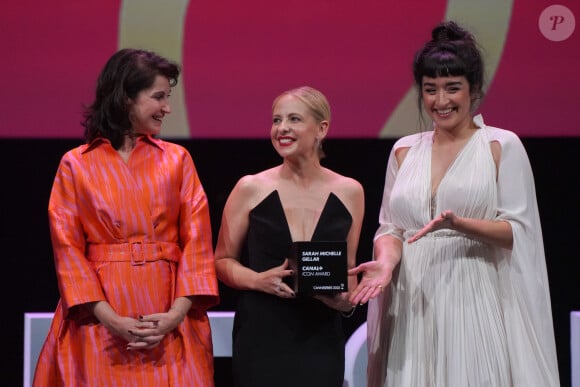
[407,210,456,244]
[313,292,354,313]
[126,309,184,350]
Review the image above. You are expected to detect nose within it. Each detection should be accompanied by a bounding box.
[279,126,290,134]
[435,90,448,106]
[162,102,171,114]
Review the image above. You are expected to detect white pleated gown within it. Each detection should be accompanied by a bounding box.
[367,115,560,387]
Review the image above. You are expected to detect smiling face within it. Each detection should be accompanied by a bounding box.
[270,94,328,160]
[128,75,172,136]
[421,75,474,133]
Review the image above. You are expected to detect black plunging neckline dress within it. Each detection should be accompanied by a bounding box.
[232,190,352,387]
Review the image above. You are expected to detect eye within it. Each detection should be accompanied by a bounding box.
[423,88,436,94]
[289,115,301,122]
[272,117,281,124]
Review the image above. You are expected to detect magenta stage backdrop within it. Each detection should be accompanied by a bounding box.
[1,1,578,138]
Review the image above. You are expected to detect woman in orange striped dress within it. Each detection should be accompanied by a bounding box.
[33,48,219,386]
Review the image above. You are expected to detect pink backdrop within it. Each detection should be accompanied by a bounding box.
[1,0,578,138]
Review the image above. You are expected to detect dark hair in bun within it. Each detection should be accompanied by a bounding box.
[413,21,485,110]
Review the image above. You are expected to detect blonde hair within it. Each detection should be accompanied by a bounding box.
[272,86,331,124]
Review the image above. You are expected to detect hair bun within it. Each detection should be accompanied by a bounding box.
[431,21,470,42]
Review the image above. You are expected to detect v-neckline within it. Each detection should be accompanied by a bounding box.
[269,190,334,242]
[429,129,480,198]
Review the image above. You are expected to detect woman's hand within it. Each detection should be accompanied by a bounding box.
[126,312,179,351]
[105,315,143,343]
[407,210,455,244]
[313,292,355,313]
[255,258,295,298]
[347,260,395,305]
[126,322,166,350]
[126,296,192,350]
[99,312,164,350]
[92,301,142,344]
[409,210,514,249]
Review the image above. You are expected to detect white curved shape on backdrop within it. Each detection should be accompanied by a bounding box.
[380,0,514,138]
[118,0,191,138]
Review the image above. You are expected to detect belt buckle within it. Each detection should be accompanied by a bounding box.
[130,241,145,265]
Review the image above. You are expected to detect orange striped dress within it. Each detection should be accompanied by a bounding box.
[33,136,219,386]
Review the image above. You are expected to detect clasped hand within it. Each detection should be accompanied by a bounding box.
[122,309,185,350]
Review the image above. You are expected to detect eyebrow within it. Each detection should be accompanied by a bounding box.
[423,81,464,87]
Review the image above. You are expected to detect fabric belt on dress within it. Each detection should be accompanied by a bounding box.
[86,241,181,265]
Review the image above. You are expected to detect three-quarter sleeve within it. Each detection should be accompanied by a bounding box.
[48,152,105,318]
[176,150,219,311]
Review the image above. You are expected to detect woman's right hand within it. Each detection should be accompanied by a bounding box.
[347,260,395,305]
[255,259,295,298]
[108,316,144,343]
[99,308,165,350]
[92,301,141,343]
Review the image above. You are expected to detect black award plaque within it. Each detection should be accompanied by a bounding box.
[286,240,348,294]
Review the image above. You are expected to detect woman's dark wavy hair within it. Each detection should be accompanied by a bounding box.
[413,21,485,114]
[82,48,180,149]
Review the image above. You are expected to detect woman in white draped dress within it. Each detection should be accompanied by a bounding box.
[349,21,560,387]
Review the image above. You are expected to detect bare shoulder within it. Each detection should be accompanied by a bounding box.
[229,174,255,197]
[324,169,364,207]
[393,132,424,167]
[230,166,280,209]
[490,140,501,169]
[395,147,410,167]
